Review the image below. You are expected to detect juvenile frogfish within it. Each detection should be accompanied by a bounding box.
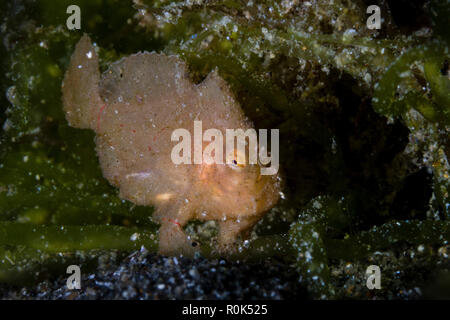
[62,34,281,256]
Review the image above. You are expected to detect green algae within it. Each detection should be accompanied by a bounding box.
[325,219,450,261]
[0,0,449,298]
[372,42,449,124]
[368,1,449,219]
[289,196,450,298]
[288,198,334,299]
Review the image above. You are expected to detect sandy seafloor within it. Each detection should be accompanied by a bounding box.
[0,243,449,300]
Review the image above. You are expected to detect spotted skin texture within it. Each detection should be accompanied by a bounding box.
[62,34,281,256]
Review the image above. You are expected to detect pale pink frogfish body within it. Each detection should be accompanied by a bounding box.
[62,34,281,256]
